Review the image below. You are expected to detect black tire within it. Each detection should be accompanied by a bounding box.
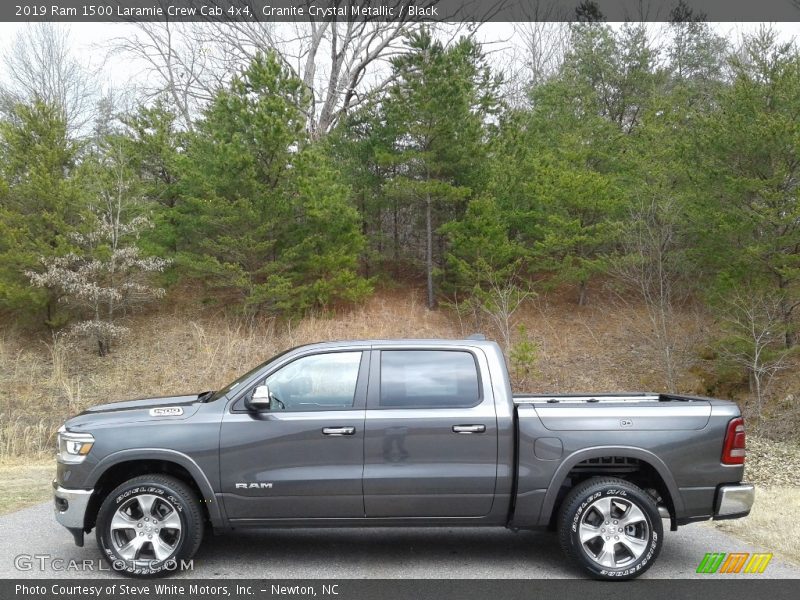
[96,475,204,577]
[557,477,663,580]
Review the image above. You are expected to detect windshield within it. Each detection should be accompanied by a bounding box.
[207,346,299,402]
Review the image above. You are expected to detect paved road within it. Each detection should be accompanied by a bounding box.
[1,502,798,579]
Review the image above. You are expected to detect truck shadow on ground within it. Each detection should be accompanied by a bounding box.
[191,527,577,577]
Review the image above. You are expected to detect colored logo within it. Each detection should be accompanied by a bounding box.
[696,552,772,574]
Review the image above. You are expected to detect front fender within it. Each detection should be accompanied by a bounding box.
[86,448,226,527]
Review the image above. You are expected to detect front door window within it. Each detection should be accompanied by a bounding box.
[263,351,362,411]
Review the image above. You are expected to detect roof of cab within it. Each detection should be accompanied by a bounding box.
[292,338,501,351]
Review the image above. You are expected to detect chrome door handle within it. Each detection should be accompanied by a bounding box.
[452,424,486,434]
[322,426,355,436]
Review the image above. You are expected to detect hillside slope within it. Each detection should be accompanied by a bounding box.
[1,288,798,459]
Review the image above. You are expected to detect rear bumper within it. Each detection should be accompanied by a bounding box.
[52,480,93,546]
[714,483,755,520]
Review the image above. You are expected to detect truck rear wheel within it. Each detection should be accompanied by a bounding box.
[557,477,662,580]
[96,475,204,577]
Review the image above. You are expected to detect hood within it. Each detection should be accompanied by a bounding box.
[65,394,202,430]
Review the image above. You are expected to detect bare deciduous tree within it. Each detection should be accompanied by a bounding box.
[514,2,569,92]
[456,263,532,355]
[718,290,792,425]
[451,263,536,388]
[27,223,169,357]
[208,3,436,137]
[107,21,217,131]
[109,3,438,136]
[613,193,689,392]
[1,23,96,133]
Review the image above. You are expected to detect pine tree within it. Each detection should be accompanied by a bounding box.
[380,30,500,308]
[562,23,662,133]
[176,52,370,314]
[483,79,624,305]
[690,30,800,348]
[0,100,86,325]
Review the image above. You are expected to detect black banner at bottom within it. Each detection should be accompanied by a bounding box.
[3,579,800,600]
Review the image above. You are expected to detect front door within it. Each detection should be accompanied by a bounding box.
[363,348,498,518]
[220,351,368,520]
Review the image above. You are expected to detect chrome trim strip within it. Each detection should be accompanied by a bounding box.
[514,395,661,404]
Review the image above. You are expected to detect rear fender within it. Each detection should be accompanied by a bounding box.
[537,445,683,526]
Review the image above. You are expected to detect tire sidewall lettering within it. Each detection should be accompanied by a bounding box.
[571,491,601,533]
[103,483,186,574]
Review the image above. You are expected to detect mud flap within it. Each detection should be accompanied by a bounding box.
[68,527,84,547]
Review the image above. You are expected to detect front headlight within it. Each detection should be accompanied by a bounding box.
[57,426,94,464]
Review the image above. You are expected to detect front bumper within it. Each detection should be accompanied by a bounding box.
[53,480,93,546]
[714,483,755,520]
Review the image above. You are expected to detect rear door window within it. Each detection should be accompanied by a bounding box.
[379,350,480,409]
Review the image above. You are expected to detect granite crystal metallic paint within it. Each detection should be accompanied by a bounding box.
[52,338,754,577]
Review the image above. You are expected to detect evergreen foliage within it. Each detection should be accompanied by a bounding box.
[1,23,800,384]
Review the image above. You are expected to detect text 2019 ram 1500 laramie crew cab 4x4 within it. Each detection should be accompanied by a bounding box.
[53,338,754,579]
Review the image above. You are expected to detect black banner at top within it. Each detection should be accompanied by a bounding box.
[3,0,800,23]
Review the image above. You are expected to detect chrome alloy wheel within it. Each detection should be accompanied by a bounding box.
[578,496,650,569]
[109,494,182,563]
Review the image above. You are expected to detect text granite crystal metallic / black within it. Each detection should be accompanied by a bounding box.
[52,337,754,579]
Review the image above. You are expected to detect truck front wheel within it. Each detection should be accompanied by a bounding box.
[557,477,663,580]
[95,475,204,577]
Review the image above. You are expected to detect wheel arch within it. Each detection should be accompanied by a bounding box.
[84,449,224,531]
[538,446,682,528]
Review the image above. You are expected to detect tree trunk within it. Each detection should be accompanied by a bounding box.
[426,192,435,309]
[578,279,588,306]
[393,196,400,279]
[45,298,54,329]
[776,278,795,349]
[785,324,795,349]
[779,296,795,349]
[360,192,369,278]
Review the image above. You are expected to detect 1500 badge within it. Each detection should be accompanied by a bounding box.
[149,407,184,417]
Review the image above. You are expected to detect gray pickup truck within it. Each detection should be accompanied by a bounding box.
[53,338,754,579]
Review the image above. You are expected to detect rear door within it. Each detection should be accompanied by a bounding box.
[220,350,368,520]
[363,347,498,517]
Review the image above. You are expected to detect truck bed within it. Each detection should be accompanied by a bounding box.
[513,392,715,431]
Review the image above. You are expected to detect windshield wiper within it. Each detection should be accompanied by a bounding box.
[197,390,215,402]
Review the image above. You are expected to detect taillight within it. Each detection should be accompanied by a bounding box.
[721,417,746,465]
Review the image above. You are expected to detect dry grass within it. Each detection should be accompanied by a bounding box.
[711,486,800,565]
[0,461,53,515]
[1,287,798,459]
[505,292,709,394]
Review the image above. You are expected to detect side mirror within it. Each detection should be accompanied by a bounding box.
[247,385,272,411]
